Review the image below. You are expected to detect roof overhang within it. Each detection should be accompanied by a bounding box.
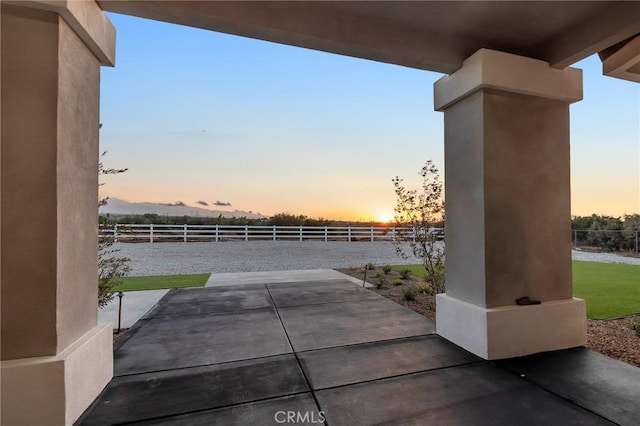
[97,1,640,81]
[601,35,640,83]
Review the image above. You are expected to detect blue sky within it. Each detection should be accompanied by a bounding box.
[99,13,639,221]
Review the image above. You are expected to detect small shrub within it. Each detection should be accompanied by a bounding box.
[366,262,376,270]
[382,265,392,274]
[392,278,404,286]
[400,268,412,280]
[632,318,640,338]
[403,287,417,301]
[415,282,433,295]
[375,274,386,289]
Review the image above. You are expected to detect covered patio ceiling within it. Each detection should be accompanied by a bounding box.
[99,1,640,80]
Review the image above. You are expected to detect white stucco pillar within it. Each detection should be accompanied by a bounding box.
[1,2,116,424]
[434,49,587,360]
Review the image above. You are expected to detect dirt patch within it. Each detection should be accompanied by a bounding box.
[338,267,437,319]
[337,267,640,368]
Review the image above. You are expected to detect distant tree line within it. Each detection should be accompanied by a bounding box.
[99,212,382,227]
[572,214,639,252]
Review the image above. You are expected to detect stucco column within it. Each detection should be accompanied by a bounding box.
[1,2,115,424]
[434,49,586,360]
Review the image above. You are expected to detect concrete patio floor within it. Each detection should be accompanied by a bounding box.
[79,276,639,425]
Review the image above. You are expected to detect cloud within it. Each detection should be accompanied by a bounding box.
[196,200,209,206]
[213,201,232,206]
[161,201,186,207]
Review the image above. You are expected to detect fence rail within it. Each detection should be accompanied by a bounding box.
[98,224,639,253]
[99,224,426,243]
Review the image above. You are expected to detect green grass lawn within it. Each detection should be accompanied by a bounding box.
[113,273,210,292]
[390,261,640,320]
[390,264,428,278]
[573,261,639,320]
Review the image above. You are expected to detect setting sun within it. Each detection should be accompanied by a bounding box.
[376,212,394,223]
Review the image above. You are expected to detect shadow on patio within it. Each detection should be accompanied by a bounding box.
[78,275,639,425]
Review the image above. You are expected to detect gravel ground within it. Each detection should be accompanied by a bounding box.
[116,241,425,276]
[115,241,639,276]
[586,316,640,367]
[572,249,640,265]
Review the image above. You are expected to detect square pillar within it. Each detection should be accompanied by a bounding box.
[1,2,115,424]
[434,49,587,360]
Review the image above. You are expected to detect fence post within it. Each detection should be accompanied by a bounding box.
[391,227,395,242]
[149,223,154,243]
[348,226,351,242]
[573,229,577,250]
[299,225,303,242]
[113,223,118,242]
[183,224,187,243]
[324,226,328,242]
[215,224,219,242]
[245,225,249,241]
[370,225,374,242]
[412,226,416,242]
[273,225,277,241]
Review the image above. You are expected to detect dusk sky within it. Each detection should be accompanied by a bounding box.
[99,13,639,222]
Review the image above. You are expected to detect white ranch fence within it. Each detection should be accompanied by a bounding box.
[98,224,639,253]
[98,224,444,243]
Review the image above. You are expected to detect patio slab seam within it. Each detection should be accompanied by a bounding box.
[264,284,326,423]
[110,351,302,380]
[492,365,620,426]
[313,362,616,426]
[495,348,640,426]
[293,333,439,354]
[123,393,321,426]
[307,359,485,393]
[113,392,317,426]
[142,304,277,321]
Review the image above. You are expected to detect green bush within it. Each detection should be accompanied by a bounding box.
[403,287,417,301]
[392,278,404,286]
[400,268,412,279]
[382,265,392,274]
[415,282,433,295]
[366,262,376,270]
[375,273,386,289]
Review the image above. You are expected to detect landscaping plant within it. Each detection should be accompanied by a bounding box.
[403,287,417,301]
[399,268,412,280]
[392,160,446,294]
[414,282,433,295]
[98,151,130,307]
